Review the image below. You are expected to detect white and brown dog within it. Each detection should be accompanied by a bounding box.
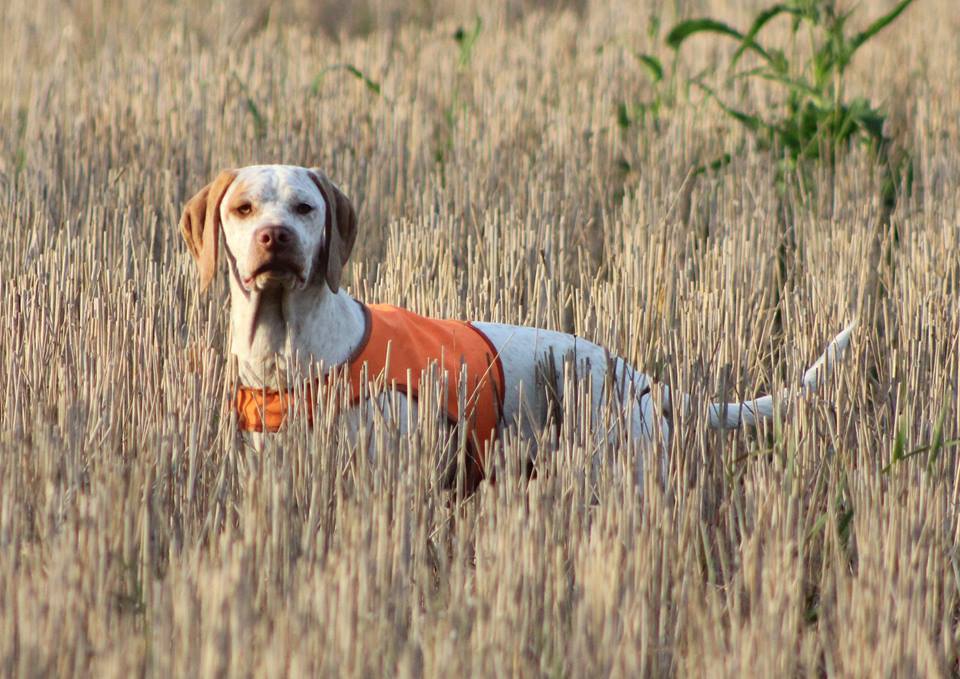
[180,164,853,492]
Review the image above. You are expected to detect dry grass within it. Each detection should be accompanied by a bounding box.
[1,0,959,676]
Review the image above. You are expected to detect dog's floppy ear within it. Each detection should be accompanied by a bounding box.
[307,169,357,294]
[179,170,238,292]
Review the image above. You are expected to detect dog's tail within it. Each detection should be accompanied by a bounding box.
[704,322,856,429]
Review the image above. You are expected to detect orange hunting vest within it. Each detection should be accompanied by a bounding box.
[234,303,505,489]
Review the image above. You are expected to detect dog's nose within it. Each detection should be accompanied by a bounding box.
[254,225,294,251]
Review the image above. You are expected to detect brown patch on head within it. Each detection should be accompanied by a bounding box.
[307,169,358,293]
[223,178,257,217]
[179,170,238,292]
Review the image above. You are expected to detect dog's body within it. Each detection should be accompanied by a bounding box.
[180,164,852,486]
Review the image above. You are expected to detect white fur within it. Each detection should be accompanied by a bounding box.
[220,165,367,387]
[215,164,853,484]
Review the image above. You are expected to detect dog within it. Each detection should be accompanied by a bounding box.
[179,164,853,492]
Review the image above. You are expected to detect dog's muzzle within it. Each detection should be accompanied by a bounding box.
[244,225,307,289]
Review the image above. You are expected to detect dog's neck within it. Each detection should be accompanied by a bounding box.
[228,277,367,389]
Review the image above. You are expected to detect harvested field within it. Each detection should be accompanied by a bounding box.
[1,0,958,675]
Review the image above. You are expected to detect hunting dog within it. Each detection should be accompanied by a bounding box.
[179,164,853,491]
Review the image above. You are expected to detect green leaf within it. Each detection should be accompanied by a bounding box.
[892,421,907,462]
[879,410,960,474]
[858,111,886,141]
[667,18,745,49]
[311,64,383,97]
[807,511,828,540]
[693,153,732,177]
[928,393,955,472]
[616,102,631,129]
[746,69,825,103]
[454,16,483,67]
[727,107,765,132]
[245,98,267,140]
[731,4,800,67]
[632,52,664,83]
[851,0,915,52]
[230,72,268,139]
[881,438,960,475]
[345,65,381,95]
[846,97,886,141]
[694,80,767,132]
[837,505,854,549]
[648,14,662,39]
[927,399,949,472]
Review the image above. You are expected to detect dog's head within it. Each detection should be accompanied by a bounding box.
[179,165,357,294]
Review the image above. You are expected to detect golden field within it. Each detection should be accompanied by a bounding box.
[0,0,958,675]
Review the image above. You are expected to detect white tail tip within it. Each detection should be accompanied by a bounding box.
[802,321,856,392]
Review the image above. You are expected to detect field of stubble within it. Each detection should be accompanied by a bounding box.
[1,0,958,676]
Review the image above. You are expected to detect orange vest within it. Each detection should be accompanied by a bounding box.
[235,303,505,489]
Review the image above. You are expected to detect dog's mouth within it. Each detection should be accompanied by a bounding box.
[243,262,306,290]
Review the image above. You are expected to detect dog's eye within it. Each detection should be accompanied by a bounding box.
[294,202,314,215]
[236,202,253,216]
